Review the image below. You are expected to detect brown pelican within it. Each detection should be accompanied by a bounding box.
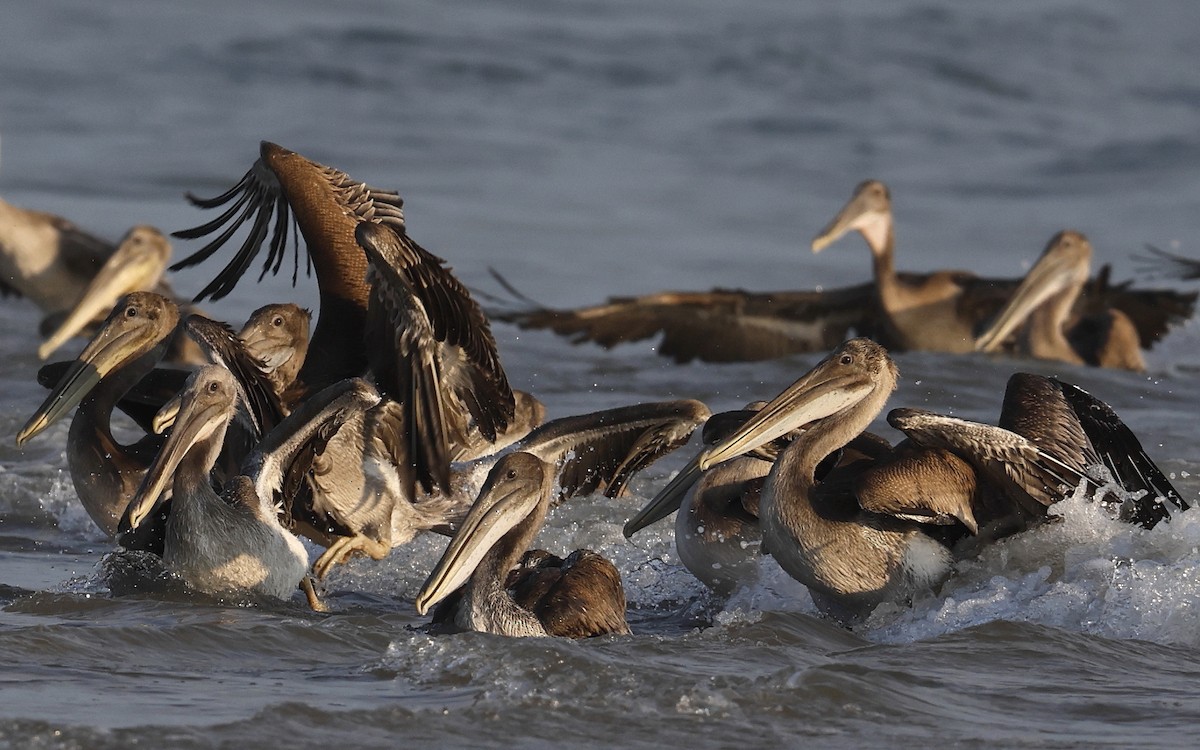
[976,231,1145,371]
[663,339,1182,623]
[17,294,286,539]
[623,405,895,597]
[0,196,114,314]
[174,142,520,497]
[355,220,515,495]
[16,292,184,536]
[38,226,173,361]
[121,366,380,603]
[172,141,406,393]
[811,180,1010,352]
[493,281,884,363]
[415,452,631,638]
[236,303,311,400]
[308,397,709,579]
[492,180,1193,361]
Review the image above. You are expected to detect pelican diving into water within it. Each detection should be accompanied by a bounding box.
[638,338,1183,622]
[120,366,381,604]
[415,452,631,638]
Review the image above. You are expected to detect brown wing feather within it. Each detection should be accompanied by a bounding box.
[496,284,884,363]
[531,549,631,638]
[856,447,979,533]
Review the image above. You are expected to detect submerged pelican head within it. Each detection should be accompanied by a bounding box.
[811,180,893,255]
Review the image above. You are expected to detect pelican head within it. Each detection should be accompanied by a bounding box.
[17,292,180,447]
[975,230,1092,353]
[38,226,171,361]
[811,180,892,255]
[701,338,897,470]
[415,452,553,616]
[237,303,311,382]
[123,365,238,531]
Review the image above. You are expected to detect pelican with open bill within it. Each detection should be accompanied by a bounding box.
[119,366,381,606]
[415,452,631,638]
[656,338,1183,622]
[975,230,1146,370]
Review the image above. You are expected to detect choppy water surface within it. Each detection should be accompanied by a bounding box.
[2,1,1200,747]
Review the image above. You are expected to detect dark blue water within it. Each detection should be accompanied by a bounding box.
[2,1,1199,746]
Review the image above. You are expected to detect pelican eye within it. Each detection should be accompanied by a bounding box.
[207,381,220,393]
[840,354,853,365]
[506,468,518,480]
[125,306,138,318]
[273,316,283,326]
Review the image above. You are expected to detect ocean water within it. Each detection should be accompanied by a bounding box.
[2,1,1200,747]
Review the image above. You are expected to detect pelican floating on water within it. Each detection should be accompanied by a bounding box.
[37,226,174,361]
[624,406,892,597]
[16,292,185,536]
[976,230,1145,371]
[654,338,1182,622]
[120,366,380,604]
[493,181,1193,361]
[17,293,293,539]
[0,196,114,314]
[415,452,631,638]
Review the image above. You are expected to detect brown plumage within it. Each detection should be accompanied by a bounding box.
[976,230,1146,370]
[416,452,631,638]
[494,180,1192,361]
[172,141,406,393]
[664,339,1183,622]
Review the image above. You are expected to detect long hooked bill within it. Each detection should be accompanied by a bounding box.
[699,371,874,471]
[811,189,877,253]
[16,318,151,446]
[623,452,703,537]
[123,385,227,531]
[38,228,169,361]
[975,248,1082,353]
[414,480,540,616]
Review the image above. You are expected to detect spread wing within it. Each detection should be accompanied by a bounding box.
[493,282,885,363]
[1054,378,1187,528]
[518,399,711,502]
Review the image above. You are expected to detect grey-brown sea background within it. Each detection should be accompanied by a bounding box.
[2,1,1200,747]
